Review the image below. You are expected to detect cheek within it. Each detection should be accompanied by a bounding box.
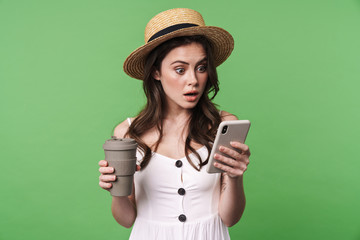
[162,76,184,91]
[199,74,208,87]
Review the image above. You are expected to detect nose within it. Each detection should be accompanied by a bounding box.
[187,70,198,86]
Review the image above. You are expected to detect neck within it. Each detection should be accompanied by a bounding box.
[161,108,192,147]
[163,106,192,122]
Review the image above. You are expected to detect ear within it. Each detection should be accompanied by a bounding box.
[152,69,161,81]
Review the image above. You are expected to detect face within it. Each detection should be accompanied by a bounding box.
[153,42,208,111]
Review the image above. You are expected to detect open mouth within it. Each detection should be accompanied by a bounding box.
[184,92,198,96]
[183,91,199,102]
[184,90,199,96]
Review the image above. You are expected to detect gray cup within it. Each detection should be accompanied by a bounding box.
[103,136,138,196]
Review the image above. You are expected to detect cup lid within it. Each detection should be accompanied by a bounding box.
[103,136,138,150]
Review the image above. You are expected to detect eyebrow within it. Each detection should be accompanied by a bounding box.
[170,57,207,65]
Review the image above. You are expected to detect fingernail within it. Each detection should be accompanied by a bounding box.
[113,176,116,181]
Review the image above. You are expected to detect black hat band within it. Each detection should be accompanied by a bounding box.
[147,23,199,42]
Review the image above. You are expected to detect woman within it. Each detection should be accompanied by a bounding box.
[98,8,250,240]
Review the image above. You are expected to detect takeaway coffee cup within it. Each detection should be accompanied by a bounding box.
[103,136,138,196]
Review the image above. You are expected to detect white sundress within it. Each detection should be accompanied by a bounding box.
[128,141,230,240]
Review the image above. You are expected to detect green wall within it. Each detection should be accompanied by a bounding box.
[1,0,359,239]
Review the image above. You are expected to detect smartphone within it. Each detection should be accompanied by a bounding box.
[206,120,251,174]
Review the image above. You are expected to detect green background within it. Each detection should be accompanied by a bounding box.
[1,0,359,239]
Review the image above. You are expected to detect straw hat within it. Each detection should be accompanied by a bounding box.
[123,8,234,80]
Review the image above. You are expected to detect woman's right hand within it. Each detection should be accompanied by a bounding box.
[98,160,116,191]
[99,160,141,191]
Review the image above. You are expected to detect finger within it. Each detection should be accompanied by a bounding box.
[99,174,116,182]
[99,160,108,167]
[99,167,114,174]
[214,161,243,176]
[214,153,240,168]
[219,146,242,160]
[239,162,248,172]
[99,181,112,189]
[235,158,249,170]
[230,142,250,155]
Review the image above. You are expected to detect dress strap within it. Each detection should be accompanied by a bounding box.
[127,117,132,126]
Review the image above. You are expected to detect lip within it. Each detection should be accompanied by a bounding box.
[183,90,199,102]
[184,90,199,95]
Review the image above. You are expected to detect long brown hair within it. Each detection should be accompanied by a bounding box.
[126,35,222,170]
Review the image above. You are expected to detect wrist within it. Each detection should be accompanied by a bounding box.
[225,173,243,183]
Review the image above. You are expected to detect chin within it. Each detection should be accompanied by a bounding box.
[183,102,199,109]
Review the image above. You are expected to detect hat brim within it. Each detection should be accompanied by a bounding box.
[123,26,234,80]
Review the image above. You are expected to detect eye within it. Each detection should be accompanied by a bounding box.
[175,68,185,74]
[197,65,207,73]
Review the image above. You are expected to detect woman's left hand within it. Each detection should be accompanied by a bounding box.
[213,141,251,178]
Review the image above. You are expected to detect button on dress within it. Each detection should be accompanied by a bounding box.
[129,146,230,240]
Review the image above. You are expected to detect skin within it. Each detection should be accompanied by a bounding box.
[98,42,250,228]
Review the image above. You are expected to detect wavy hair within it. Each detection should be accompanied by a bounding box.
[126,35,222,170]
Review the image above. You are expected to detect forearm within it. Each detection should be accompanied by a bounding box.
[111,196,137,228]
[218,174,246,227]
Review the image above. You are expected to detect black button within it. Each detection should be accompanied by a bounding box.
[178,214,186,222]
[178,188,186,195]
[175,160,183,168]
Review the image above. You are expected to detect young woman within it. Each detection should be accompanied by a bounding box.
[98,8,250,240]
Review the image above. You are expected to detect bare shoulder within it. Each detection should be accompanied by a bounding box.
[113,117,135,138]
[220,110,239,121]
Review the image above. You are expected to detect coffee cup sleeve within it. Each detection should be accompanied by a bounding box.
[107,158,137,176]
